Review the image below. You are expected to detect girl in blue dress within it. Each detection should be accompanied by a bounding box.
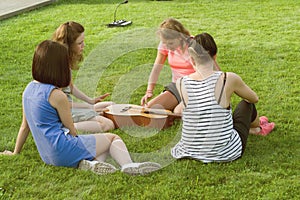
[1,40,160,175]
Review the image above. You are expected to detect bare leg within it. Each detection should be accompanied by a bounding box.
[78,133,132,175]
[109,139,133,166]
[249,113,275,135]
[74,116,115,133]
[96,152,108,162]
[174,102,184,114]
[71,101,114,115]
[147,91,178,111]
[249,114,260,134]
[94,102,115,114]
[94,133,132,166]
[250,113,260,128]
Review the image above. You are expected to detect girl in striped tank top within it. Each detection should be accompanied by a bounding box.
[171,38,275,163]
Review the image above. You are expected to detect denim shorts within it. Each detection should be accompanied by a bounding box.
[164,82,181,103]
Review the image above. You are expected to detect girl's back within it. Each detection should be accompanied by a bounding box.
[172,72,242,162]
[23,81,94,167]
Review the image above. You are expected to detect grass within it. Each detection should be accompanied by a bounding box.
[0,0,299,199]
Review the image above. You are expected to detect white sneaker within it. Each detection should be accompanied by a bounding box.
[121,162,161,175]
[78,160,117,175]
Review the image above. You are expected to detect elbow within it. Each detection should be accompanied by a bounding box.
[21,123,31,134]
[253,95,259,103]
[246,95,258,104]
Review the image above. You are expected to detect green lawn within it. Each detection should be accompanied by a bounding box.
[0,0,299,199]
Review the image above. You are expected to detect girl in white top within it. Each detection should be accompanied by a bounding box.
[52,21,115,133]
[172,39,274,162]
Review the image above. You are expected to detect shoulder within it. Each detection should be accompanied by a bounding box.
[50,89,67,99]
[158,42,168,54]
[225,72,242,82]
[158,41,166,49]
[49,89,68,106]
[224,72,246,90]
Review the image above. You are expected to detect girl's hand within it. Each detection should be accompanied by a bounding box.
[141,91,153,106]
[93,93,110,104]
[0,150,15,156]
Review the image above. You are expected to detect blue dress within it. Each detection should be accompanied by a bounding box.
[23,81,96,167]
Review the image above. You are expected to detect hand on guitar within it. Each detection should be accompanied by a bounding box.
[141,91,153,106]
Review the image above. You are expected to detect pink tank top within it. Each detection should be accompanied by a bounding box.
[158,42,195,82]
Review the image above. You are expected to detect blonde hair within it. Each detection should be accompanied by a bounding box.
[52,21,84,70]
[157,18,190,50]
[159,18,190,38]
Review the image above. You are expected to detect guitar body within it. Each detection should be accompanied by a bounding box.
[103,104,181,129]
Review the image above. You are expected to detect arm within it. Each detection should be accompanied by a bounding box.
[173,77,188,114]
[1,104,30,155]
[49,89,77,136]
[13,112,30,154]
[228,72,259,103]
[147,52,167,91]
[70,82,109,105]
[141,52,167,106]
[70,82,94,105]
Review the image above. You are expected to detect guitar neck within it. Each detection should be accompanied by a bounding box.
[139,108,181,117]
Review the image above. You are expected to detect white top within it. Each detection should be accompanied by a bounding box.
[171,71,242,162]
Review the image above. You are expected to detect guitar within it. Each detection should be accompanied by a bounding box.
[103,104,181,129]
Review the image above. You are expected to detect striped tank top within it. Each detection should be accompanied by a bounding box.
[171,71,242,162]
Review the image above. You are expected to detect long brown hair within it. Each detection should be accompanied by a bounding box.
[32,40,71,88]
[52,21,84,70]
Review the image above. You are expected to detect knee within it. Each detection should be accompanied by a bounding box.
[95,117,115,131]
[102,119,115,131]
[103,133,122,143]
[107,119,115,130]
[111,134,122,143]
